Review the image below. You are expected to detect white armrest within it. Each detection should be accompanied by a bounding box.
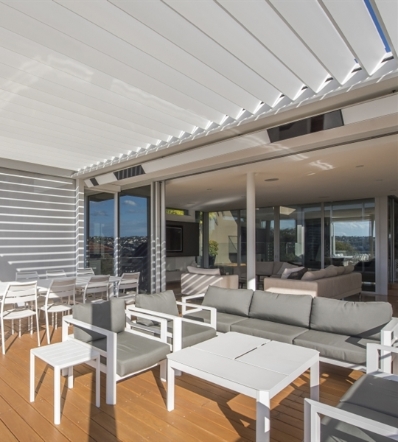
[380,318,398,373]
[180,293,205,315]
[304,398,398,442]
[366,343,398,375]
[176,301,217,330]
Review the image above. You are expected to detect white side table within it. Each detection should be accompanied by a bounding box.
[30,340,100,424]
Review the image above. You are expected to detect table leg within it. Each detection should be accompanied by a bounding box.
[310,360,319,401]
[167,361,175,412]
[95,356,100,408]
[30,352,35,402]
[67,366,73,389]
[256,390,271,442]
[54,367,61,425]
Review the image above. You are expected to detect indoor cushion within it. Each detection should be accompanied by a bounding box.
[275,262,297,275]
[184,310,248,333]
[301,269,326,281]
[287,267,308,280]
[324,265,339,278]
[281,266,304,279]
[73,298,126,343]
[294,330,376,365]
[135,290,179,317]
[344,264,355,274]
[249,291,313,327]
[92,331,170,377]
[310,298,392,339]
[231,318,308,344]
[202,285,253,316]
[256,261,274,276]
[187,266,220,275]
[335,266,345,275]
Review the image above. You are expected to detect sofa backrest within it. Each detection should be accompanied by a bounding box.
[249,291,313,327]
[202,286,253,317]
[73,298,126,343]
[310,298,393,339]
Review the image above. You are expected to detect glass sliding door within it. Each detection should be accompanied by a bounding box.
[119,186,151,293]
[87,192,115,275]
[279,206,304,265]
[389,196,398,283]
[256,207,275,262]
[303,204,322,269]
[325,199,375,291]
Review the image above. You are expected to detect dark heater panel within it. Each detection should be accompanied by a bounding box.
[268,110,343,143]
[114,165,145,181]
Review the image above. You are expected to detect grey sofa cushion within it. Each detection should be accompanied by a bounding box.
[73,298,126,343]
[135,290,179,316]
[249,291,313,327]
[310,298,392,339]
[231,318,308,344]
[294,330,377,365]
[184,310,249,333]
[202,286,253,317]
[170,322,216,348]
[92,331,170,377]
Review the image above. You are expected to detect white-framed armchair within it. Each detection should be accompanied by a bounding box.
[304,343,398,442]
[61,298,170,405]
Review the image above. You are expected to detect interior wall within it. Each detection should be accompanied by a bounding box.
[0,167,77,281]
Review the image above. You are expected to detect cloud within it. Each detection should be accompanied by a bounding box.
[124,200,136,206]
[92,210,108,217]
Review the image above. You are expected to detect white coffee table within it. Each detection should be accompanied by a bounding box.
[167,332,319,442]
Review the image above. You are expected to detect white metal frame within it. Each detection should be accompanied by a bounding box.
[62,310,169,405]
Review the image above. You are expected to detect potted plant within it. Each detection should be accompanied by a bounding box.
[209,240,218,267]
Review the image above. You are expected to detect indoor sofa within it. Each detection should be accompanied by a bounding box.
[180,266,238,295]
[182,286,397,370]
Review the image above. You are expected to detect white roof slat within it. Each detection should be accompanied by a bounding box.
[321,0,386,76]
[110,0,280,108]
[218,0,328,94]
[372,0,398,59]
[0,89,159,146]
[55,0,261,115]
[269,0,356,85]
[0,2,225,124]
[0,61,184,139]
[164,0,303,101]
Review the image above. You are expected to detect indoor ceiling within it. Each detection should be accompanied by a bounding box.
[0,0,396,173]
[165,133,398,211]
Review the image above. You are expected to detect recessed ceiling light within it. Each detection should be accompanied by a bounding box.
[264,178,279,182]
[319,196,329,198]
[356,165,364,168]
[307,173,315,176]
[206,188,212,191]
[375,179,383,182]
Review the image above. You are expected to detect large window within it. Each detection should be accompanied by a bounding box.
[119,186,150,292]
[87,193,115,275]
[279,206,304,265]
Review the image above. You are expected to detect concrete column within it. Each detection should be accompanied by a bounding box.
[203,212,209,268]
[246,173,256,290]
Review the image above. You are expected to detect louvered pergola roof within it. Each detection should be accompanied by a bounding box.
[0,0,396,174]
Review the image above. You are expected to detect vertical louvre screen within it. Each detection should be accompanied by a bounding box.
[0,168,77,281]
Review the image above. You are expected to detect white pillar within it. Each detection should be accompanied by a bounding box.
[247,173,256,290]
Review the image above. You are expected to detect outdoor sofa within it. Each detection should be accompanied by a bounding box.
[182,286,398,370]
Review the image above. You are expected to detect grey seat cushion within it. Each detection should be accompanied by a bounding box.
[310,298,392,340]
[294,330,377,365]
[202,286,253,316]
[73,298,126,343]
[320,374,398,442]
[92,331,170,377]
[184,310,247,333]
[170,322,216,348]
[230,318,308,344]
[249,291,312,327]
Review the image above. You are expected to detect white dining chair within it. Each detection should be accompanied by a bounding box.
[117,272,140,304]
[46,270,67,278]
[15,271,39,281]
[1,281,40,354]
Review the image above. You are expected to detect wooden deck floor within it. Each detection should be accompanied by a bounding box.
[0,293,396,442]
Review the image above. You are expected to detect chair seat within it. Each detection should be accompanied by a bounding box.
[3,308,37,320]
[92,331,170,377]
[40,304,72,314]
[169,322,216,348]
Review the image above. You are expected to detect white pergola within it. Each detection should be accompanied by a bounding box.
[0,0,396,173]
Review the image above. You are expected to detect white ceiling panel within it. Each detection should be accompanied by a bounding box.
[372,0,398,58]
[0,2,224,124]
[0,1,239,120]
[269,0,356,84]
[55,0,261,115]
[110,0,281,108]
[218,0,328,93]
[321,0,386,75]
[164,0,304,100]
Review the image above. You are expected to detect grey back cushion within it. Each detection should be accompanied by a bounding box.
[310,298,392,339]
[135,290,179,316]
[249,291,313,327]
[73,298,126,343]
[203,286,253,317]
